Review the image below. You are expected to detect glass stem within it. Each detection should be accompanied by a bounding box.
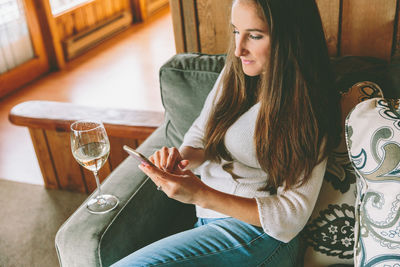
[93,171,102,198]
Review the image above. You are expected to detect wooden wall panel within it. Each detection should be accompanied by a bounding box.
[172,0,399,62]
[181,0,199,52]
[316,0,340,57]
[83,5,96,26]
[170,0,185,53]
[197,0,232,54]
[394,3,400,62]
[73,8,87,32]
[54,0,131,40]
[105,0,114,15]
[64,12,75,36]
[183,0,342,56]
[94,1,106,22]
[341,0,397,61]
[113,0,122,12]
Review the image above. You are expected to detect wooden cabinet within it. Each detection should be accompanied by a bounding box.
[170,0,400,62]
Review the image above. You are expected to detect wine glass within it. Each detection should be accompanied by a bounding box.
[70,120,119,214]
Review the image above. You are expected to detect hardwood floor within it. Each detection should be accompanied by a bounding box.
[0,7,175,185]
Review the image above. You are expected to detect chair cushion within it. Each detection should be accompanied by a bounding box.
[302,56,387,266]
[159,53,226,148]
[345,98,400,267]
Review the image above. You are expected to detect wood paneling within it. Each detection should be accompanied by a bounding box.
[393,2,400,62]
[181,0,199,52]
[170,0,185,53]
[54,0,131,40]
[316,0,340,57]
[172,0,400,62]
[197,0,232,54]
[341,0,397,61]
[195,0,341,55]
[94,1,106,22]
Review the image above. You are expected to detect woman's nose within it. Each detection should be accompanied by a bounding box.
[234,36,247,57]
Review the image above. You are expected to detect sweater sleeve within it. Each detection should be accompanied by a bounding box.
[255,157,327,243]
[179,68,225,150]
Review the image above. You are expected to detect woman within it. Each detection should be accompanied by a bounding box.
[112,0,340,266]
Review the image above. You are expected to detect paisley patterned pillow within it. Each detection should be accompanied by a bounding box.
[302,81,383,266]
[345,98,400,266]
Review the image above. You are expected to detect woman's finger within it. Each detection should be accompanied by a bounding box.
[139,163,179,182]
[166,147,180,171]
[160,147,169,170]
[148,154,155,164]
[153,150,162,169]
[178,160,189,169]
[138,164,166,187]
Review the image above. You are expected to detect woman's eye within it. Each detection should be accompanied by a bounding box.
[233,29,239,35]
[249,34,263,40]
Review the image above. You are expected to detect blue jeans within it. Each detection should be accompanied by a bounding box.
[111,217,300,267]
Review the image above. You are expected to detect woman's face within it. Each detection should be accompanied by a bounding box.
[231,0,270,76]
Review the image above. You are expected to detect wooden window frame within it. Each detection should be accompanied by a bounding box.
[0,0,50,98]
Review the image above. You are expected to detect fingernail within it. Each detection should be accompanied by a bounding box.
[139,163,148,170]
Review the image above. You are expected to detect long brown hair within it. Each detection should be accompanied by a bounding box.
[204,0,341,193]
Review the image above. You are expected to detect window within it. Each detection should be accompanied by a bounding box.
[49,0,93,15]
[0,0,34,74]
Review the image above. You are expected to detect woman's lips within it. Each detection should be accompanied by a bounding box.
[241,58,254,65]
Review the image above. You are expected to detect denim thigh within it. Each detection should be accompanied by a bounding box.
[110,217,300,267]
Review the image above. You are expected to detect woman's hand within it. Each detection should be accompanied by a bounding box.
[139,162,261,227]
[139,163,208,205]
[149,147,189,173]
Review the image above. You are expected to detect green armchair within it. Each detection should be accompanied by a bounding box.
[55,53,400,266]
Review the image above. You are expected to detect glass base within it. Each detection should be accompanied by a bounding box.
[87,194,119,214]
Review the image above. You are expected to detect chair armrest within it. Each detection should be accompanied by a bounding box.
[9,100,164,139]
[8,100,164,192]
[55,126,196,267]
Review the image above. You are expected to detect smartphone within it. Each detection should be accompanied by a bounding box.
[123,145,156,167]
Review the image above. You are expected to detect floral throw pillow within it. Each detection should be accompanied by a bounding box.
[345,98,400,266]
[302,81,383,266]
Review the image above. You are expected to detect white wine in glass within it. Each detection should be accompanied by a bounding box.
[70,120,119,214]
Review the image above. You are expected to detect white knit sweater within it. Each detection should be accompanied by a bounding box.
[180,71,326,243]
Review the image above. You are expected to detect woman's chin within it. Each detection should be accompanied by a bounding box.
[241,65,262,77]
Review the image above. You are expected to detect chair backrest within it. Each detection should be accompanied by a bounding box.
[159,53,226,148]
